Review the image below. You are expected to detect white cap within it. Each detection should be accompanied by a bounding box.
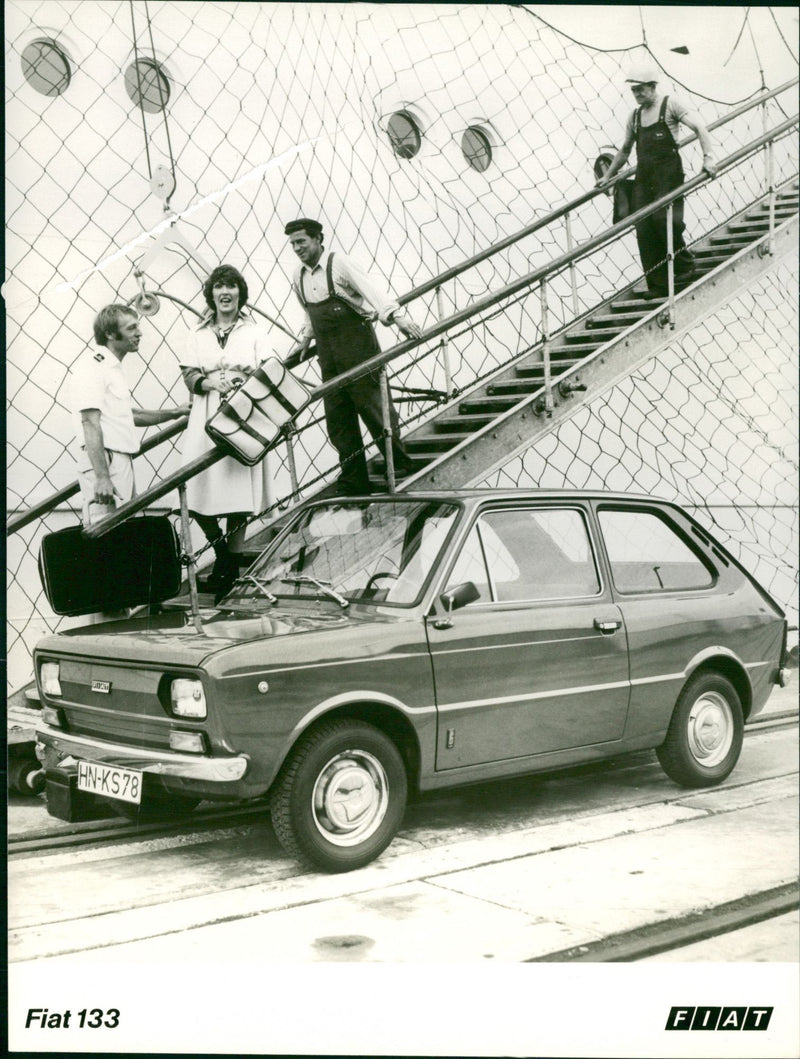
[625,62,660,85]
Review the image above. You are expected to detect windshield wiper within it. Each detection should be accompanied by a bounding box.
[281,575,349,609]
[233,574,278,604]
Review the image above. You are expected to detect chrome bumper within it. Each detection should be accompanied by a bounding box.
[36,723,249,782]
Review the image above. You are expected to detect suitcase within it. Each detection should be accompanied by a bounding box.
[38,515,182,616]
[205,357,310,465]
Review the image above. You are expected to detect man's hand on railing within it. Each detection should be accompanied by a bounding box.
[284,341,317,369]
[702,160,718,179]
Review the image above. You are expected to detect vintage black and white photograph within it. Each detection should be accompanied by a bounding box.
[6,3,799,1056]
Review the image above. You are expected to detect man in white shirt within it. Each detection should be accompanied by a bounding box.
[285,218,423,495]
[70,304,188,525]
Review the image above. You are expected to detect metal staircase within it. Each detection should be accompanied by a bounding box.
[366,177,798,493]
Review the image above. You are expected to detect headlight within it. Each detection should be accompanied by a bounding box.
[170,678,207,718]
[41,662,62,697]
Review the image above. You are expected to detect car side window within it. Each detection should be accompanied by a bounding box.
[482,508,600,601]
[445,507,600,604]
[598,508,714,592]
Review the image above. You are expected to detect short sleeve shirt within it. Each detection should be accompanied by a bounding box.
[69,350,139,454]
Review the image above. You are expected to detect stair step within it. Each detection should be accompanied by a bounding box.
[565,329,623,343]
[588,312,647,327]
[405,433,472,453]
[487,380,542,396]
[516,358,582,376]
[434,413,494,433]
[460,394,525,414]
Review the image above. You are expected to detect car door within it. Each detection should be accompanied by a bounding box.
[426,503,631,770]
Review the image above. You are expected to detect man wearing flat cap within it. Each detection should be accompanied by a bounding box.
[285,218,423,495]
[598,63,716,298]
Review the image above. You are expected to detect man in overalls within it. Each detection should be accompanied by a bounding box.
[285,218,423,495]
[598,63,716,298]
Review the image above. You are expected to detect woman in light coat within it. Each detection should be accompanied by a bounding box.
[180,264,273,595]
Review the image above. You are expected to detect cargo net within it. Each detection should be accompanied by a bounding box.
[481,260,800,631]
[5,1,799,688]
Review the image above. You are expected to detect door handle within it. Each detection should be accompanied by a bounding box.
[594,618,621,634]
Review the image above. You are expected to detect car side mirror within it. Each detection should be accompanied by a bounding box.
[434,581,480,628]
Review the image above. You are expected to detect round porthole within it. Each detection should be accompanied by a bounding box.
[125,58,170,113]
[461,126,492,173]
[21,38,72,97]
[387,110,422,160]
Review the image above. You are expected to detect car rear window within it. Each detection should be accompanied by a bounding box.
[598,508,715,592]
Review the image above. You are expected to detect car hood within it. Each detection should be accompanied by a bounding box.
[36,604,381,666]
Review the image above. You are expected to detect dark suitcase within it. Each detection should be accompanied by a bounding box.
[38,515,182,616]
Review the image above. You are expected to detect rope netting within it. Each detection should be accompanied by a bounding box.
[5,1,798,688]
[481,259,799,628]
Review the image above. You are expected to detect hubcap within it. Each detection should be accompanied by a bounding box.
[687,691,734,768]
[311,749,389,847]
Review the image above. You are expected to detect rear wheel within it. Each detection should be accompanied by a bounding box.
[271,719,407,872]
[656,672,743,787]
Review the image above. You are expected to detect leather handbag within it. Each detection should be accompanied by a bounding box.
[38,515,181,615]
[205,357,311,465]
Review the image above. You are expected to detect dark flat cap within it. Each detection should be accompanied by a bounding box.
[284,218,323,238]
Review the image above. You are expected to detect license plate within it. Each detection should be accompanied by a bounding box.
[76,760,143,804]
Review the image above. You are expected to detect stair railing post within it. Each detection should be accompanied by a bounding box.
[434,285,454,397]
[564,211,579,318]
[766,135,776,255]
[178,482,204,634]
[665,203,676,330]
[379,368,396,492]
[539,279,553,416]
[283,425,300,497]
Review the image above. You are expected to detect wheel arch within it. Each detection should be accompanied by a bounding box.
[685,654,753,718]
[274,699,423,793]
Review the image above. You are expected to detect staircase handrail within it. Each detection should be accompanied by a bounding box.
[6,416,189,536]
[395,76,799,307]
[81,112,797,541]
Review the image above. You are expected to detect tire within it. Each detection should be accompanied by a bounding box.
[9,755,46,797]
[656,672,744,787]
[271,719,408,872]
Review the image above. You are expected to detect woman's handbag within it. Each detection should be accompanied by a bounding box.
[205,357,311,465]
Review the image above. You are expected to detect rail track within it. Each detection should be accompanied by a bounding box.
[9,710,797,858]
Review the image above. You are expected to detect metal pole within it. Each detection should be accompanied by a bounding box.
[767,137,776,255]
[564,212,579,317]
[539,279,553,416]
[379,369,396,492]
[178,483,204,634]
[666,203,676,330]
[284,426,299,496]
[434,285,454,397]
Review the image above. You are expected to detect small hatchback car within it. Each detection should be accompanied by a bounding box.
[35,491,790,871]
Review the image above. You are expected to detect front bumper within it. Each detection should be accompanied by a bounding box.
[36,723,249,783]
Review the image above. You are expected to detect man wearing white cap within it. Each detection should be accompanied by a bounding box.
[599,62,716,298]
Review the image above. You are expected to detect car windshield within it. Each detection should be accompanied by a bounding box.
[228,500,460,606]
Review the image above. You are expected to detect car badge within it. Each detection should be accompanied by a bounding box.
[91,680,111,694]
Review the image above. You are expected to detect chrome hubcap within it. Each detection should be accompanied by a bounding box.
[312,749,389,847]
[687,691,734,767]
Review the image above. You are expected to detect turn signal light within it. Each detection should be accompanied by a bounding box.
[169,730,207,753]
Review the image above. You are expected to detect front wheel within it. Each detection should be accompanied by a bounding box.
[271,719,408,872]
[656,672,744,787]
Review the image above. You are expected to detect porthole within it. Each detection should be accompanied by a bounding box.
[461,126,492,173]
[387,110,422,160]
[125,58,170,113]
[21,38,72,97]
